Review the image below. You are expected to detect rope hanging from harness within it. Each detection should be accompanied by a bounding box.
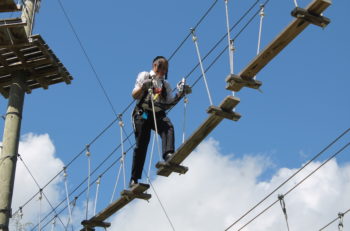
[191,28,214,106]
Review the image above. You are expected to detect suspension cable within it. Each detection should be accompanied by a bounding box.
[50,216,56,231]
[293,0,298,8]
[319,209,350,231]
[85,145,91,220]
[110,161,123,203]
[278,194,290,231]
[235,142,350,231]
[56,0,118,116]
[225,128,350,230]
[191,28,213,106]
[168,0,219,61]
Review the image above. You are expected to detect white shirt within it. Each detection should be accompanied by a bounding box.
[133,70,175,105]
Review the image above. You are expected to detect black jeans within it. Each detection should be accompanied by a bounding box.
[131,109,175,181]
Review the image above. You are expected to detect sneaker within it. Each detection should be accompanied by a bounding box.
[129,178,138,188]
[163,153,173,161]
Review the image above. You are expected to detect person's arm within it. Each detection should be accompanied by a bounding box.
[132,86,143,99]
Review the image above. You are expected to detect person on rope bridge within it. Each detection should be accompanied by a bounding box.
[130,56,191,188]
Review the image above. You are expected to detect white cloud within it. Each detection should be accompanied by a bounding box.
[109,138,350,231]
[2,133,65,230]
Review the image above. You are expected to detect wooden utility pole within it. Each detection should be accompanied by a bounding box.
[0,1,72,230]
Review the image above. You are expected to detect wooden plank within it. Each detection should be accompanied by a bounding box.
[81,183,150,230]
[207,105,241,121]
[0,0,20,12]
[226,0,331,92]
[156,96,240,177]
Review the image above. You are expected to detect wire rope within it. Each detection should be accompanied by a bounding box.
[225,128,350,230]
[63,168,73,230]
[278,194,290,231]
[85,145,91,220]
[319,209,350,231]
[56,0,118,116]
[224,0,234,75]
[255,4,265,80]
[235,142,350,231]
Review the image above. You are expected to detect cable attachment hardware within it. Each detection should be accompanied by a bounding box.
[63,166,68,178]
[278,194,290,231]
[291,7,330,28]
[259,4,265,17]
[18,207,23,219]
[85,144,91,157]
[190,28,197,42]
[338,212,344,231]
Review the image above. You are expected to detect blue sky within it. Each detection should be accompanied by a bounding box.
[1,0,349,230]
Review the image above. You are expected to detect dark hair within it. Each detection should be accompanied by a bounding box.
[152,56,167,64]
[152,56,168,79]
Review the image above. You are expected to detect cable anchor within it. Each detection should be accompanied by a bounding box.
[338,212,344,231]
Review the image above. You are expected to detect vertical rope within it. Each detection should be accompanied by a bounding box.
[338,213,344,231]
[63,167,73,229]
[85,145,91,220]
[278,194,290,231]
[147,134,156,182]
[149,88,163,160]
[191,28,214,106]
[93,176,101,216]
[254,4,265,80]
[110,163,122,203]
[50,216,57,231]
[38,189,43,231]
[224,0,234,75]
[118,115,127,189]
[293,0,298,7]
[182,96,188,143]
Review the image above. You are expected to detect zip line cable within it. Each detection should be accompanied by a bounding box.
[56,0,118,116]
[225,128,350,230]
[235,141,350,231]
[319,209,350,231]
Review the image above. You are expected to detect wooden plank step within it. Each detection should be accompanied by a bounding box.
[226,0,331,92]
[156,96,240,177]
[0,0,21,12]
[81,183,150,230]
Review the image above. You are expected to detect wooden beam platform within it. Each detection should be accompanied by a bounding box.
[81,183,151,231]
[0,18,28,47]
[156,96,241,177]
[0,34,72,98]
[226,0,331,92]
[0,0,21,12]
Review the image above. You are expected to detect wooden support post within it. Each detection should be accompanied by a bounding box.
[0,72,26,231]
